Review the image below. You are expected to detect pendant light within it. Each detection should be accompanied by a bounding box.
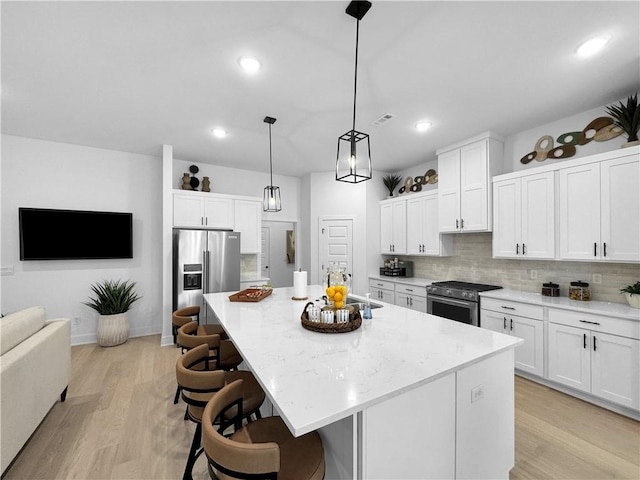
[336,0,372,184]
[263,116,282,212]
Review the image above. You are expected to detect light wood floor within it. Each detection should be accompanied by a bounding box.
[3,335,639,480]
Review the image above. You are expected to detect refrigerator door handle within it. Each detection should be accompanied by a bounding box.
[203,250,208,294]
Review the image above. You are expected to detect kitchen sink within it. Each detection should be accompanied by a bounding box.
[345,297,383,309]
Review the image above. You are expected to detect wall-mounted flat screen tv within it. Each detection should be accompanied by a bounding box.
[19,208,133,260]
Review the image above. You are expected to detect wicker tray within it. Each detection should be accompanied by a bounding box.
[300,302,362,333]
[228,288,272,302]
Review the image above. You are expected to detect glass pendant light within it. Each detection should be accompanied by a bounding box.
[336,0,372,184]
[263,116,282,212]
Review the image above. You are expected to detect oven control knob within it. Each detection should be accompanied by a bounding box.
[461,291,467,298]
[445,289,452,295]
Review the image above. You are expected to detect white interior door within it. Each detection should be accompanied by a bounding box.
[319,218,353,286]
[261,226,270,279]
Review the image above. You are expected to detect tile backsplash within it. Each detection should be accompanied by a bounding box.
[406,233,638,304]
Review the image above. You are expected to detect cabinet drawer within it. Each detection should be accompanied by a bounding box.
[480,298,543,320]
[394,283,427,298]
[369,279,395,291]
[548,308,640,340]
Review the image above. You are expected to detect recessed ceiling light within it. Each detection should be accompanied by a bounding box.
[415,121,432,132]
[238,56,261,73]
[211,128,227,138]
[576,35,610,57]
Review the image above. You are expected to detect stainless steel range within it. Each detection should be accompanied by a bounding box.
[426,281,502,327]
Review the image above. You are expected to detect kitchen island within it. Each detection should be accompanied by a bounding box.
[204,285,522,480]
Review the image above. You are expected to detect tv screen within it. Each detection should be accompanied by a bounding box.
[19,208,133,260]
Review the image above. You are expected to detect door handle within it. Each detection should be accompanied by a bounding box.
[503,317,507,330]
[593,336,597,351]
[594,242,597,257]
[603,242,607,257]
[516,244,519,255]
[583,333,587,349]
[456,219,459,229]
[510,319,513,331]
[460,218,464,229]
[522,243,526,255]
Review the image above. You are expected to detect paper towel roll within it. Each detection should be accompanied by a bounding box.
[293,270,308,299]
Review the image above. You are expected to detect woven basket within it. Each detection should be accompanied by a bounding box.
[300,302,362,333]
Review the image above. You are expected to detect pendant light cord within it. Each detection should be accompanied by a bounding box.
[352,19,360,133]
[269,123,274,188]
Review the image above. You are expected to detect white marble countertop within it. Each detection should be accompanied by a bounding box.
[204,285,521,437]
[368,275,436,287]
[480,289,640,321]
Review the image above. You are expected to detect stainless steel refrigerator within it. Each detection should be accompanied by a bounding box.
[173,229,241,321]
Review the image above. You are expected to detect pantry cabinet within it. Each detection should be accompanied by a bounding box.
[174,192,234,229]
[558,154,639,262]
[548,309,640,410]
[437,133,503,233]
[406,192,453,256]
[492,171,555,259]
[481,298,544,377]
[233,199,261,253]
[380,198,406,254]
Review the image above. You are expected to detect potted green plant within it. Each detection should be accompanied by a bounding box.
[84,279,141,346]
[606,93,640,147]
[620,281,640,308]
[382,174,402,197]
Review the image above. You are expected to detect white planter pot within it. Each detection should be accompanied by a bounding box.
[97,313,129,346]
[625,293,640,309]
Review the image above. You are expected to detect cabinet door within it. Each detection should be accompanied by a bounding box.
[378,288,395,304]
[492,179,521,258]
[406,196,424,255]
[234,200,261,253]
[521,171,555,259]
[548,323,591,393]
[380,202,394,254]
[559,164,601,260]
[601,156,640,262]
[422,194,442,256]
[591,332,640,409]
[409,295,427,313]
[174,194,205,227]
[480,310,507,334]
[459,140,489,232]
[438,149,461,233]
[204,197,234,229]
[510,316,544,377]
[395,292,410,308]
[391,200,407,254]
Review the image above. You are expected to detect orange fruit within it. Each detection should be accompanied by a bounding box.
[335,301,344,308]
[326,286,335,298]
[334,292,343,302]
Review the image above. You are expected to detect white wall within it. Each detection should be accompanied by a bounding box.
[1,135,163,345]
[173,159,300,222]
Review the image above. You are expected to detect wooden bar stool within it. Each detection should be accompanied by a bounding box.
[202,379,325,480]
[176,344,266,480]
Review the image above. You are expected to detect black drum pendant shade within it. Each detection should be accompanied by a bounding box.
[263,116,282,212]
[336,0,372,184]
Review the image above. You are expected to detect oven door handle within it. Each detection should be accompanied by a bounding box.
[429,296,473,308]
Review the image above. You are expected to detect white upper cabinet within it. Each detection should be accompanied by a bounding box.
[174,192,234,229]
[406,192,453,256]
[380,198,406,254]
[437,133,503,233]
[493,171,555,259]
[559,154,639,262]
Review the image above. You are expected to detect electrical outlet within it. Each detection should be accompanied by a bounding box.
[471,385,484,403]
[0,265,14,276]
[72,317,81,326]
[530,269,537,280]
[592,273,602,284]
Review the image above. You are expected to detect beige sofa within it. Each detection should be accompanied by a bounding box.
[0,306,71,474]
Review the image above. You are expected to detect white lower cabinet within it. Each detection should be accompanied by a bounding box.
[368,279,395,303]
[548,309,640,410]
[394,283,427,313]
[481,299,544,377]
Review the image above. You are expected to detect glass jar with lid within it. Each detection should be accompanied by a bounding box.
[324,263,351,308]
[569,281,591,301]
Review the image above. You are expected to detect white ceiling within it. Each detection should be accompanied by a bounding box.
[2,1,639,178]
